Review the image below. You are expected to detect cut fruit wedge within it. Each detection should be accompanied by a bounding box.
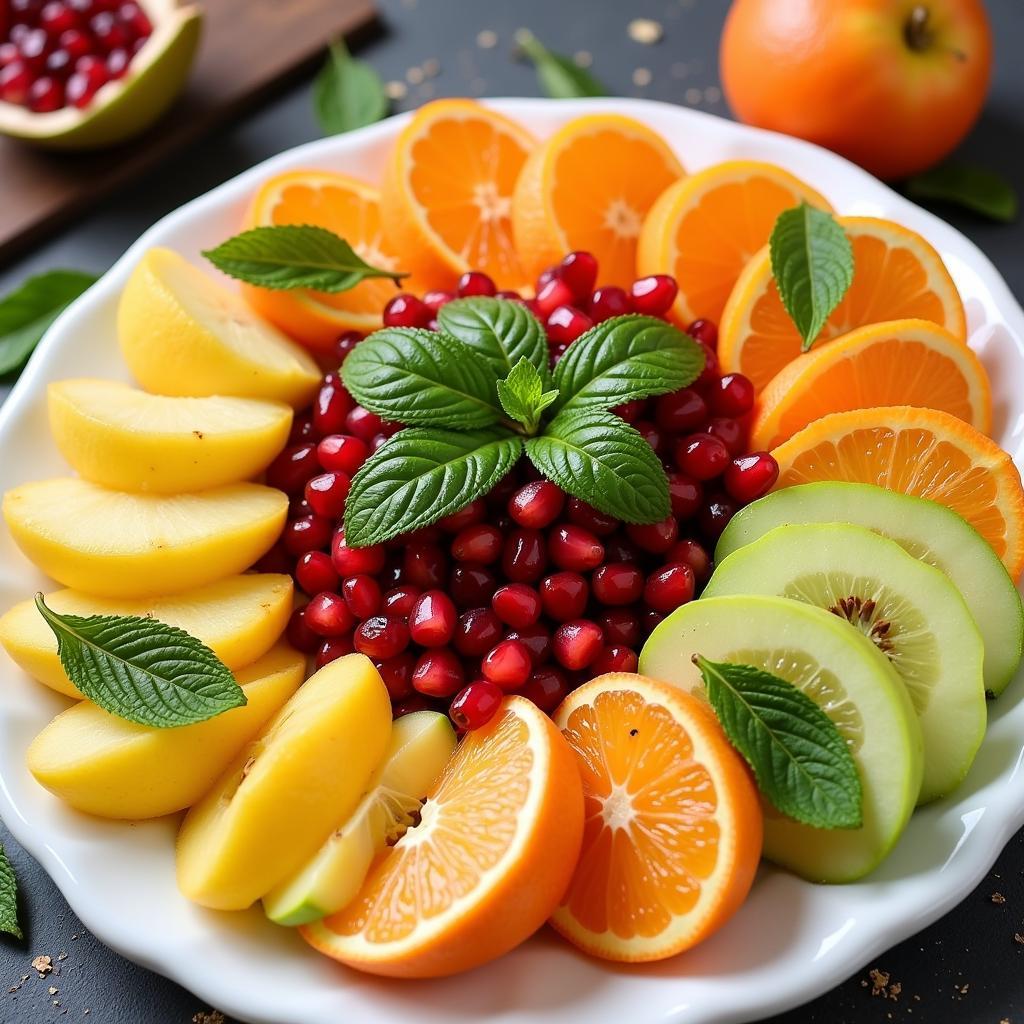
[48,379,293,494]
[381,99,536,289]
[513,113,684,288]
[177,654,392,911]
[551,672,762,963]
[717,483,1024,697]
[719,217,967,391]
[0,574,294,699]
[640,594,923,882]
[2,478,286,598]
[704,524,986,804]
[118,248,320,408]
[26,642,304,820]
[750,319,992,450]
[301,696,584,978]
[241,170,404,351]
[264,711,457,926]
[770,406,1024,581]
[637,160,831,328]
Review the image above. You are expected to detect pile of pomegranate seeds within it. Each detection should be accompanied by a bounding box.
[257,252,779,732]
[0,0,153,113]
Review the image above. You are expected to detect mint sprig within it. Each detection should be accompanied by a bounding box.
[438,296,550,382]
[516,30,608,99]
[694,655,863,829]
[497,357,559,433]
[0,843,21,941]
[314,38,388,137]
[905,161,1018,224]
[769,203,854,351]
[34,595,246,729]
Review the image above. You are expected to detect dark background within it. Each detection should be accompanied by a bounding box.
[1,1,1023,1021]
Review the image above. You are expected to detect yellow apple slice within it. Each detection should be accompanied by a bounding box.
[176,653,392,910]
[0,574,293,698]
[2,478,286,598]
[118,248,321,409]
[26,642,304,819]
[47,379,293,494]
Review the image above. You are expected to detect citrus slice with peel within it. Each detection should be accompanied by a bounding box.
[241,170,404,352]
[550,673,762,962]
[300,695,584,977]
[513,113,684,288]
[720,217,967,391]
[771,406,1024,581]
[381,99,536,291]
[636,160,831,328]
[751,319,992,450]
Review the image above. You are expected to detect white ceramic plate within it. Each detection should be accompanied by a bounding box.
[2,98,1023,1024]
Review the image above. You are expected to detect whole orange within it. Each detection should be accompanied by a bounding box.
[720,0,992,180]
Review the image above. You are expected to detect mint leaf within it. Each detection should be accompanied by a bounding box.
[341,328,502,428]
[34,595,246,729]
[526,409,669,523]
[0,843,21,941]
[695,655,862,829]
[905,162,1018,224]
[437,297,550,383]
[203,226,405,293]
[344,427,523,545]
[769,204,854,351]
[497,357,559,432]
[516,30,608,98]
[0,270,97,377]
[314,39,388,136]
[552,315,704,414]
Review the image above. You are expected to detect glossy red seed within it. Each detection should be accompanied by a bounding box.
[694,343,720,390]
[724,452,779,503]
[330,531,385,576]
[383,292,431,328]
[411,647,464,698]
[283,514,332,556]
[564,498,619,537]
[705,416,746,456]
[58,27,90,56]
[449,679,502,730]
[288,495,312,519]
[28,75,63,111]
[316,635,354,669]
[41,2,79,34]
[591,563,644,606]
[629,274,678,316]
[666,538,712,583]
[105,45,129,77]
[495,289,523,301]
[546,305,593,344]
[491,583,541,629]
[334,330,362,363]
[345,405,387,443]
[588,285,630,323]
[254,539,293,575]
[597,608,641,647]
[313,382,353,436]
[558,251,599,302]
[654,388,708,433]
[612,398,648,424]
[65,55,106,106]
[625,515,678,554]
[456,270,496,297]
[505,624,552,666]
[508,480,564,529]
[266,443,320,495]
[354,615,410,659]
[552,619,603,671]
[437,498,487,532]
[382,585,421,617]
[603,535,641,563]
[392,694,434,718]
[481,639,532,690]
[675,433,731,480]
[644,562,695,613]
[643,609,664,634]
[699,492,738,539]
[535,277,575,318]
[592,645,639,674]
[305,591,356,637]
[633,419,664,455]
[342,574,382,619]
[0,61,31,104]
[119,1,151,36]
[454,607,503,657]
[708,373,755,417]
[449,565,498,608]
[316,434,368,476]
[539,571,589,621]
[376,652,415,701]
[295,550,339,595]
[687,318,718,347]
[18,27,48,65]
[402,542,448,589]
[451,524,503,564]
[548,524,604,572]
[289,414,316,443]
[667,470,703,520]
[502,528,547,582]
[422,289,455,311]
[408,590,457,647]
[45,47,72,77]
[304,471,350,519]
[286,607,321,654]
[518,666,568,712]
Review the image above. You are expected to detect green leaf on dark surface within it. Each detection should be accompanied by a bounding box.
[343,427,523,545]
[314,38,389,137]
[516,30,608,98]
[34,595,246,729]
[526,409,669,523]
[0,270,97,377]
[496,357,559,432]
[769,204,854,351]
[552,314,704,414]
[0,844,22,941]
[203,225,405,293]
[694,655,863,829]
[342,328,502,428]
[437,296,551,383]
[905,162,1018,224]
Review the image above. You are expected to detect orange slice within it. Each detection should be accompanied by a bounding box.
[380,99,536,291]
[771,406,1024,580]
[240,170,403,353]
[637,160,831,329]
[720,217,967,391]
[751,319,992,450]
[551,673,762,963]
[300,696,584,977]
[512,113,684,289]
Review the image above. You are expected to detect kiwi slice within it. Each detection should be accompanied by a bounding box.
[716,482,1023,696]
[639,594,923,882]
[705,523,986,804]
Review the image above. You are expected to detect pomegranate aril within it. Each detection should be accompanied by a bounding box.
[629,274,678,316]
[535,277,575,318]
[402,542,448,589]
[505,624,552,666]
[382,292,430,328]
[411,648,464,698]
[90,11,129,49]
[492,583,541,630]
[687,318,718,347]
[304,591,356,637]
[548,524,604,572]
[565,497,619,536]
[437,498,487,531]
[518,666,568,712]
[546,305,593,344]
[626,515,678,554]
[643,609,664,634]
[449,565,498,608]
[254,539,292,575]
[495,289,523,301]
[705,416,746,456]
[423,289,455,311]
[699,492,739,539]
[588,285,630,323]
[539,571,589,621]
[334,330,362,363]
[449,680,502,730]
[28,75,62,110]
[552,619,603,671]
[295,550,339,595]
[456,270,496,297]
[345,405,387,442]
[454,607,503,658]
[481,639,532,691]
[451,524,503,564]
[118,0,150,35]
[694,343,720,390]
[557,251,598,302]
[376,652,415,701]
[304,471,350,519]
[634,419,664,455]
[591,563,644,606]
[40,2,79,34]
[708,373,755,417]
[286,608,321,654]
[502,528,547,583]
[603,535,641,564]
[613,398,648,424]
[313,381,354,435]
[0,61,31,103]
[667,470,703,519]
[283,514,332,556]
[354,615,410,659]
[18,27,47,65]
[644,562,695,613]
[342,574,383,619]
[58,27,90,56]
[509,480,564,529]
[408,590,457,647]
[675,433,731,480]
[44,47,72,76]
[0,43,18,67]
[316,636,354,669]
[382,585,421,618]
[666,538,712,583]
[592,645,639,675]
[393,694,435,718]
[597,608,641,647]
[105,45,128,77]
[724,452,779,503]
[316,434,368,476]
[288,495,312,519]
[266,443,320,495]
[654,388,707,433]
[330,531,385,576]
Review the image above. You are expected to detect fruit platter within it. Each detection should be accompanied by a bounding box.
[1,96,1023,1024]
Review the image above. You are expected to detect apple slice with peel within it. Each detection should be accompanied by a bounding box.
[176,653,392,911]
[263,711,458,927]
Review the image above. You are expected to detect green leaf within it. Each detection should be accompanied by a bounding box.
[552,314,704,414]
[203,225,405,293]
[0,270,97,377]
[526,409,669,523]
[0,843,22,941]
[314,39,388,136]
[341,328,502,428]
[344,427,523,545]
[695,655,863,829]
[437,297,550,382]
[769,203,854,351]
[516,30,608,98]
[496,357,559,433]
[905,162,1018,224]
[34,595,246,729]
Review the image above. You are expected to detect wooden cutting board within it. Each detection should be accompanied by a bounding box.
[0,0,380,264]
